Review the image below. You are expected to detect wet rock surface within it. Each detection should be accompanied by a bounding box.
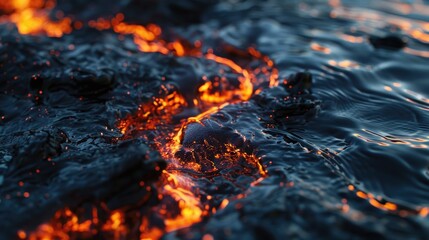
[1,0,429,239]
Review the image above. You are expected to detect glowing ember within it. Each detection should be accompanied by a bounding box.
[118,89,187,135]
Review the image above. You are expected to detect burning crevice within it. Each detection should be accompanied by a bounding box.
[113,40,278,237]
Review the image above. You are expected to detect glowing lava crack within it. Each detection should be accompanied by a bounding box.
[1,1,277,239]
[115,41,275,239]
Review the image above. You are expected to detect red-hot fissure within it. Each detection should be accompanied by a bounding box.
[2,1,276,239]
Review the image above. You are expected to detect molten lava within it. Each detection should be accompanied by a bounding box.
[103,10,277,237]
[0,0,71,37]
[115,43,275,237]
[2,0,277,237]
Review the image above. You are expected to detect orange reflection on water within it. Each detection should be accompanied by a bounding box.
[339,34,364,43]
[352,133,390,147]
[384,82,429,113]
[311,43,332,54]
[384,86,393,92]
[328,60,360,69]
[410,29,429,43]
[404,47,429,58]
[330,6,429,45]
[353,128,428,149]
[347,185,429,217]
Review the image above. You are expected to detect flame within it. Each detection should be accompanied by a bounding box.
[0,0,72,37]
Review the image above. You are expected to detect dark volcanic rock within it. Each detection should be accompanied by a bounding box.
[55,0,218,25]
[369,35,407,50]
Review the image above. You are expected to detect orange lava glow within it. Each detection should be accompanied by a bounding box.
[112,16,275,238]
[6,2,278,239]
[347,185,429,217]
[19,208,127,240]
[162,180,204,231]
[0,0,72,37]
[88,13,190,56]
[118,89,187,135]
[90,14,277,105]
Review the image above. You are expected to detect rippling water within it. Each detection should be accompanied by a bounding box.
[1,0,429,239]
